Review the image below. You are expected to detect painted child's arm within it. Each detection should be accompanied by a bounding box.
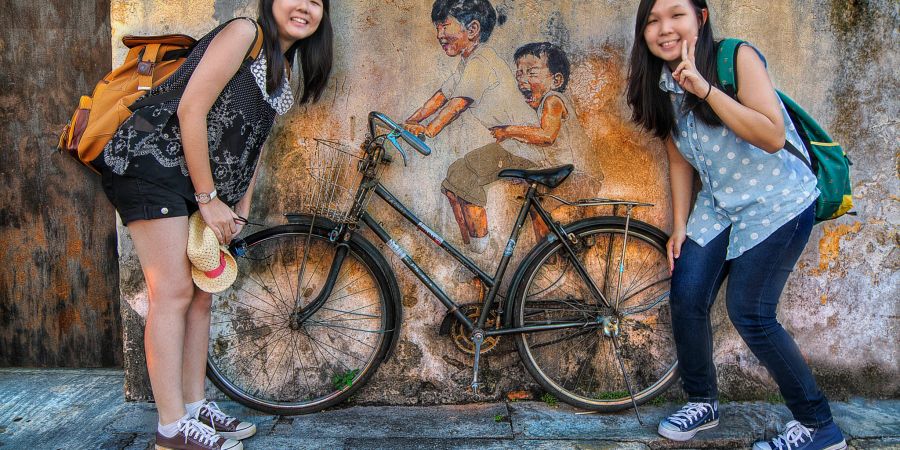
[404,91,447,135]
[490,95,564,145]
[420,97,472,138]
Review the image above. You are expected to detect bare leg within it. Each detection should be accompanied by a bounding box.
[529,209,550,242]
[182,287,212,404]
[443,188,471,245]
[128,216,194,425]
[463,202,488,239]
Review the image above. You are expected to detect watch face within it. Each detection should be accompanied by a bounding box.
[195,193,210,204]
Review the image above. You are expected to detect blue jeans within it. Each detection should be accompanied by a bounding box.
[670,204,833,427]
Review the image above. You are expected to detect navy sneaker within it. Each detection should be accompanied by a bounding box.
[657,401,719,441]
[753,420,847,450]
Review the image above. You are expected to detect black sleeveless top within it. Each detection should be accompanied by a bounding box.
[97,19,292,206]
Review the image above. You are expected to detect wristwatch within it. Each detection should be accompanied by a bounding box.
[194,189,217,204]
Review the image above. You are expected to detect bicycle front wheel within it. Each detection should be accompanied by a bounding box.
[513,217,676,411]
[207,219,399,415]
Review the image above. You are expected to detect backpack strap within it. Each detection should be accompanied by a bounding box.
[715,38,811,168]
[137,43,162,91]
[130,18,265,111]
[715,38,745,98]
[225,17,265,62]
[245,20,264,62]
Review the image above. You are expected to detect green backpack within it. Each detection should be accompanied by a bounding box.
[716,38,854,223]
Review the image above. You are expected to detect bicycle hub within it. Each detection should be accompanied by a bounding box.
[601,317,620,337]
[288,311,303,330]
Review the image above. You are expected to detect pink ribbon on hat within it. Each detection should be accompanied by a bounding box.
[204,252,227,278]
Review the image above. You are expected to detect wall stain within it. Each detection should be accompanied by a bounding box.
[2,0,121,367]
[811,222,863,276]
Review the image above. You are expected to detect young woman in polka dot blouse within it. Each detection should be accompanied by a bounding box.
[627,1,846,449]
[94,1,333,448]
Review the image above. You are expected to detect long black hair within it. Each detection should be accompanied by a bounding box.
[626,0,721,139]
[258,0,333,105]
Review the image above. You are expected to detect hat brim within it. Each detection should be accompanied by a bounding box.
[191,251,238,293]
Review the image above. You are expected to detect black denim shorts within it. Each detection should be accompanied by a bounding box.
[100,170,198,226]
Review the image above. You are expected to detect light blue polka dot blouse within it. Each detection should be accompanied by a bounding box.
[660,46,818,259]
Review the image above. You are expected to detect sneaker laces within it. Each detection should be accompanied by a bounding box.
[203,401,237,429]
[667,402,712,428]
[178,418,219,446]
[770,421,812,450]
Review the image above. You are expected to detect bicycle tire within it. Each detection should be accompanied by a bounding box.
[512,217,677,411]
[206,216,400,415]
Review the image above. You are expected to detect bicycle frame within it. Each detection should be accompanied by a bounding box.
[316,175,615,339]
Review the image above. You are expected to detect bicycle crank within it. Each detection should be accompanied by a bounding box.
[470,329,485,393]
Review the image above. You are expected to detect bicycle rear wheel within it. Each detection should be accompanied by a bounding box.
[513,217,676,411]
[206,218,399,415]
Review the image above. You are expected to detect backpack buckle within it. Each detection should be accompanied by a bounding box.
[137,60,155,76]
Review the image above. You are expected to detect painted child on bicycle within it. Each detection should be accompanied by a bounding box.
[403,0,538,254]
[489,41,605,240]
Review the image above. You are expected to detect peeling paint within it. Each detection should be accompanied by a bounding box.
[812,222,863,276]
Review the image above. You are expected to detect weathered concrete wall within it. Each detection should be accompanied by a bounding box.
[1,1,122,367]
[113,0,899,403]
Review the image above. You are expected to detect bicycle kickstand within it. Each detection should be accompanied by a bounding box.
[470,329,485,394]
[611,335,645,426]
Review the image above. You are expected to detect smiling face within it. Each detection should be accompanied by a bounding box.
[434,16,477,57]
[643,0,704,67]
[515,54,563,109]
[273,0,324,47]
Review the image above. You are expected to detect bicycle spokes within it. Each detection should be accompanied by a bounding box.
[209,230,391,411]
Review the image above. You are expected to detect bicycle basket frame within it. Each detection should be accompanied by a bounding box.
[297,139,381,224]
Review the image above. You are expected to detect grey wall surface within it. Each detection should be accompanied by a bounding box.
[111,0,898,403]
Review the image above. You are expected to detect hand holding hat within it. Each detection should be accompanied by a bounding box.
[187,211,238,293]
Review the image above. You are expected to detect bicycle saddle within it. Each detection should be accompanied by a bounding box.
[498,164,573,188]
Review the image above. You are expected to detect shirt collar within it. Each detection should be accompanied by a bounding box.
[658,66,683,94]
[462,44,482,63]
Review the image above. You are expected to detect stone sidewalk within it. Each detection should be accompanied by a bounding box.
[0,369,897,449]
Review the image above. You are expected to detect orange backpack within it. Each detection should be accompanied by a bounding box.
[58,20,264,173]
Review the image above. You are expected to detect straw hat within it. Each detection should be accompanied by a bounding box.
[187,211,237,293]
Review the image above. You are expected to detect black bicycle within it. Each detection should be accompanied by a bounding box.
[206,112,676,415]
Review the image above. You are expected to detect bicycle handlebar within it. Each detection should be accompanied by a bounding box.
[368,111,432,157]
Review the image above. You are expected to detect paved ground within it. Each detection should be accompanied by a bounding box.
[0,369,897,449]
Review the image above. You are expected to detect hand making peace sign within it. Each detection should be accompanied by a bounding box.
[672,36,713,100]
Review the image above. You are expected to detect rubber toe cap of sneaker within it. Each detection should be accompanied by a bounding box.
[223,439,243,450]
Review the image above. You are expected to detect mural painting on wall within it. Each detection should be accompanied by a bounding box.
[403,0,605,254]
